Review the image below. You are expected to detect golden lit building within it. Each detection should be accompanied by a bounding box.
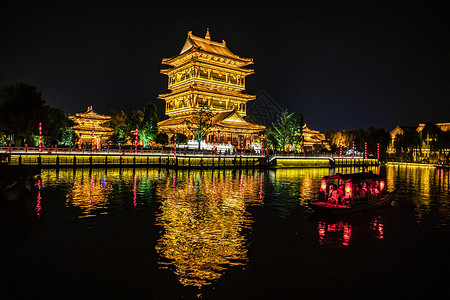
[70,106,113,149]
[157,30,265,148]
[388,122,450,156]
[302,124,330,150]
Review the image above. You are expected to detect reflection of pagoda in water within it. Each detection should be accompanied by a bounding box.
[65,169,113,218]
[155,170,260,287]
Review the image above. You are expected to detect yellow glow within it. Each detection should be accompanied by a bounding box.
[155,170,261,287]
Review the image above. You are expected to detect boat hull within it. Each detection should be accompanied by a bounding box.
[309,193,393,215]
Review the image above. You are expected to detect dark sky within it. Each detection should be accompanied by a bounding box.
[1,1,449,132]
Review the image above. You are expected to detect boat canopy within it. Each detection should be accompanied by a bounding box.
[322,172,383,183]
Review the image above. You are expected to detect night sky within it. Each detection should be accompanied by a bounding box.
[1,1,449,132]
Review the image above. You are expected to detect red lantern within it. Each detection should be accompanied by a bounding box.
[38,122,42,152]
[135,129,138,155]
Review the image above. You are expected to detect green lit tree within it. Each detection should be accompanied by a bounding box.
[139,103,159,147]
[266,111,304,151]
[289,113,304,151]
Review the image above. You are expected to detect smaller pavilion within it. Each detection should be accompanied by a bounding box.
[70,106,113,149]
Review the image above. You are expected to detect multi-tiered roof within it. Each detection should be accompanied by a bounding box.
[158,30,265,136]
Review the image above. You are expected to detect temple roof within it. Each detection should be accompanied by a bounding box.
[163,30,253,66]
[70,106,111,121]
[158,110,265,132]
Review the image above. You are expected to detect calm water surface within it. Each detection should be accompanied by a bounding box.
[1,165,450,299]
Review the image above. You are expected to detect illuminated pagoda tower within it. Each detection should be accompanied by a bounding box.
[158,29,265,148]
[70,106,113,149]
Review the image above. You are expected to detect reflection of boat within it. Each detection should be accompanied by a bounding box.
[309,172,394,215]
[316,214,385,247]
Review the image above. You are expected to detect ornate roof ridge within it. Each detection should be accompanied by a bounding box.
[177,30,252,62]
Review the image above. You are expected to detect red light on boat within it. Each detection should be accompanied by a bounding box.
[380,181,385,191]
[320,179,327,191]
[344,182,352,198]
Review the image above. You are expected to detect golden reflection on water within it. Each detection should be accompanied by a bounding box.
[35,165,450,285]
[155,170,262,288]
[65,171,112,218]
[386,164,450,225]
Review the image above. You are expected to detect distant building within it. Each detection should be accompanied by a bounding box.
[387,125,417,154]
[70,106,113,149]
[388,122,450,157]
[302,125,330,150]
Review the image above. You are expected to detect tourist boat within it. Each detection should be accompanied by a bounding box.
[309,172,394,215]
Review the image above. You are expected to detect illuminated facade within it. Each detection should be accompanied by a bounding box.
[70,106,113,149]
[388,123,450,156]
[302,124,330,150]
[157,30,265,148]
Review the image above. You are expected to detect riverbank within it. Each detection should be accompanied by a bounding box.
[1,152,379,169]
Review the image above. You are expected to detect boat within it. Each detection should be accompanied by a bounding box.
[309,172,394,215]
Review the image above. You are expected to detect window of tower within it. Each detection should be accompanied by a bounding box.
[211,71,226,83]
[200,68,209,79]
[229,75,238,85]
[212,99,226,110]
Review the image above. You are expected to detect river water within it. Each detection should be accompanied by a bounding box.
[1,165,449,299]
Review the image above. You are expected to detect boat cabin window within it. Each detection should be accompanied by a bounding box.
[319,175,385,206]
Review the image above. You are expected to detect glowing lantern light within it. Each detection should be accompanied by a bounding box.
[261,134,264,157]
[379,181,385,191]
[344,182,352,198]
[135,128,138,155]
[352,141,355,159]
[364,142,367,159]
[377,143,380,160]
[320,179,327,191]
[339,141,342,157]
[38,122,42,152]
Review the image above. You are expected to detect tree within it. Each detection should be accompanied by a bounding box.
[422,122,442,153]
[126,110,144,142]
[326,130,356,150]
[395,128,421,161]
[0,82,48,146]
[289,113,304,151]
[170,133,187,145]
[107,110,128,146]
[46,107,75,146]
[265,111,304,151]
[186,101,215,150]
[155,132,169,146]
[139,103,159,147]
